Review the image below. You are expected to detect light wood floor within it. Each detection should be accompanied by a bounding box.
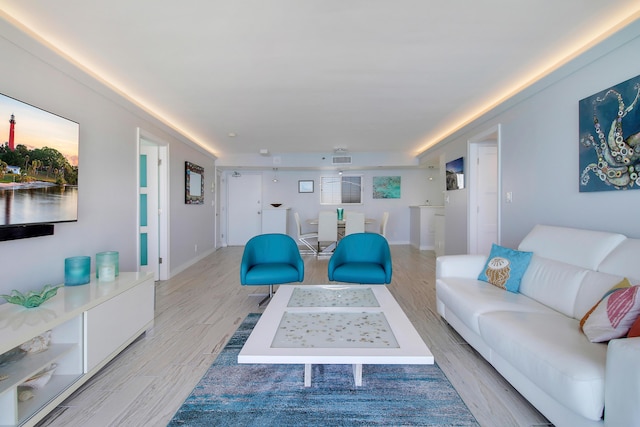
[38,245,552,427]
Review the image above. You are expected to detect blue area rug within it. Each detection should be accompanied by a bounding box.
[169,313,478,426]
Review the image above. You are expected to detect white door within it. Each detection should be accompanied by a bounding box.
[139,144,158,278]
[475,145,498,254]
[138,133,169,280]
[227,173,262,245]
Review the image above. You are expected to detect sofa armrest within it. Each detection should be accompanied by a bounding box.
[604,337,640,426]
[436,254,487,279]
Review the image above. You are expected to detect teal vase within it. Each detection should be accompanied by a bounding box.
[65,256,91,286]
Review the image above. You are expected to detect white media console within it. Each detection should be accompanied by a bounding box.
[0,272,155,426]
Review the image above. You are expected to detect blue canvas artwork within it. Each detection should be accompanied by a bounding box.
[373,176,401,199]
[579,74,640,192]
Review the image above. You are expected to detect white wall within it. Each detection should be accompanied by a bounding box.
[167,144,217,275]
[0,18,216,295]
[221,168,443,245]
[421,18,640,252]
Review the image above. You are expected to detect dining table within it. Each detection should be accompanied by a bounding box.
[307,217,376,254]
[306,218,376,226]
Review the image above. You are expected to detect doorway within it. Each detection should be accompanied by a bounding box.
[138,129,169,280]
[226,172,262,245]
[468,125,500,254]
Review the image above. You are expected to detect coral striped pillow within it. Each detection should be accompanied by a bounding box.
[580,278,631,330]
[582,283,640,343]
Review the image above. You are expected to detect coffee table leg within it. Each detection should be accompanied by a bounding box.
[304,364,312,387]
[353,364,363,386]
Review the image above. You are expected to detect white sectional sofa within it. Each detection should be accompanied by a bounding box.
[436,225,640,427]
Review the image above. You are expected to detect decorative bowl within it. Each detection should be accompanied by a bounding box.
[0,284,61,308]
[270,203,282,207]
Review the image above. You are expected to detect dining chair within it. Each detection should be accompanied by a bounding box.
[317,210,338,257]
[327,233,392,284]
[294,212,318,255]
[380,211,390,238]
[240,233,304,306]
[345,211,365,236]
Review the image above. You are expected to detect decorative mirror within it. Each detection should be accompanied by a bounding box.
[185,161,204,204]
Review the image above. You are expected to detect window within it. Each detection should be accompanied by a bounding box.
[320,175,362,205]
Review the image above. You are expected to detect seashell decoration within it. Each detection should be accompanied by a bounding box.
[22,363,57,390]
[18,389,34,402]
[20,330,52,354]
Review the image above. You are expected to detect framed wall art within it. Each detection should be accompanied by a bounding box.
[579,74,640,192]
[373,176,401,199]
[446,157,464,190]
[298,180,314,193]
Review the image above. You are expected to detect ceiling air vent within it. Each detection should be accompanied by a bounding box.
[332,155,352,165]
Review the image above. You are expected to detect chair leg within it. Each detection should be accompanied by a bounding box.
[316,241,336,258]
[299,238,317,255]
[257,284,274,307]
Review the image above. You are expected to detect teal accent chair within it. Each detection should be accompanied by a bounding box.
[327,233,392,284]
[240,233,305,305]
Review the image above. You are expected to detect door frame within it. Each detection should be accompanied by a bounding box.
[215,168,222,249]
[137,128,170,280]
[467,124,501,253]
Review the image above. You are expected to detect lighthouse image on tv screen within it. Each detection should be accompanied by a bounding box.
[0,93,79,227]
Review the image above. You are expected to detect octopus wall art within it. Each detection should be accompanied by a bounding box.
[579,74,640,192]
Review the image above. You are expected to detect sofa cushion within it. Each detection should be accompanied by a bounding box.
[436,277,556,335]
[573,270,627,320]
[582,284,640,343]
[519,256,587,318]
[477,244,533,293]
[597,238,640,282]
[436,254,488,279]
[478,311,607,421]
[518,225,626,270]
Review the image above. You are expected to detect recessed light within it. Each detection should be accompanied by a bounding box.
[228,132,237,137]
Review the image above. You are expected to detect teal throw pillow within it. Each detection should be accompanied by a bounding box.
[478,244,533,293]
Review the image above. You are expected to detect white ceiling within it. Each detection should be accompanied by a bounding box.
[1,1,639,160]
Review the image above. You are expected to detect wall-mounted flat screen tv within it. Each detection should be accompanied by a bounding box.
[0,93,79,228]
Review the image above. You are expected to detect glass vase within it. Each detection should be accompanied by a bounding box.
[96,251,119,279]
[65,256,91,286]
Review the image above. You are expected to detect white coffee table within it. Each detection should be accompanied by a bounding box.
[238,284,434,387]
